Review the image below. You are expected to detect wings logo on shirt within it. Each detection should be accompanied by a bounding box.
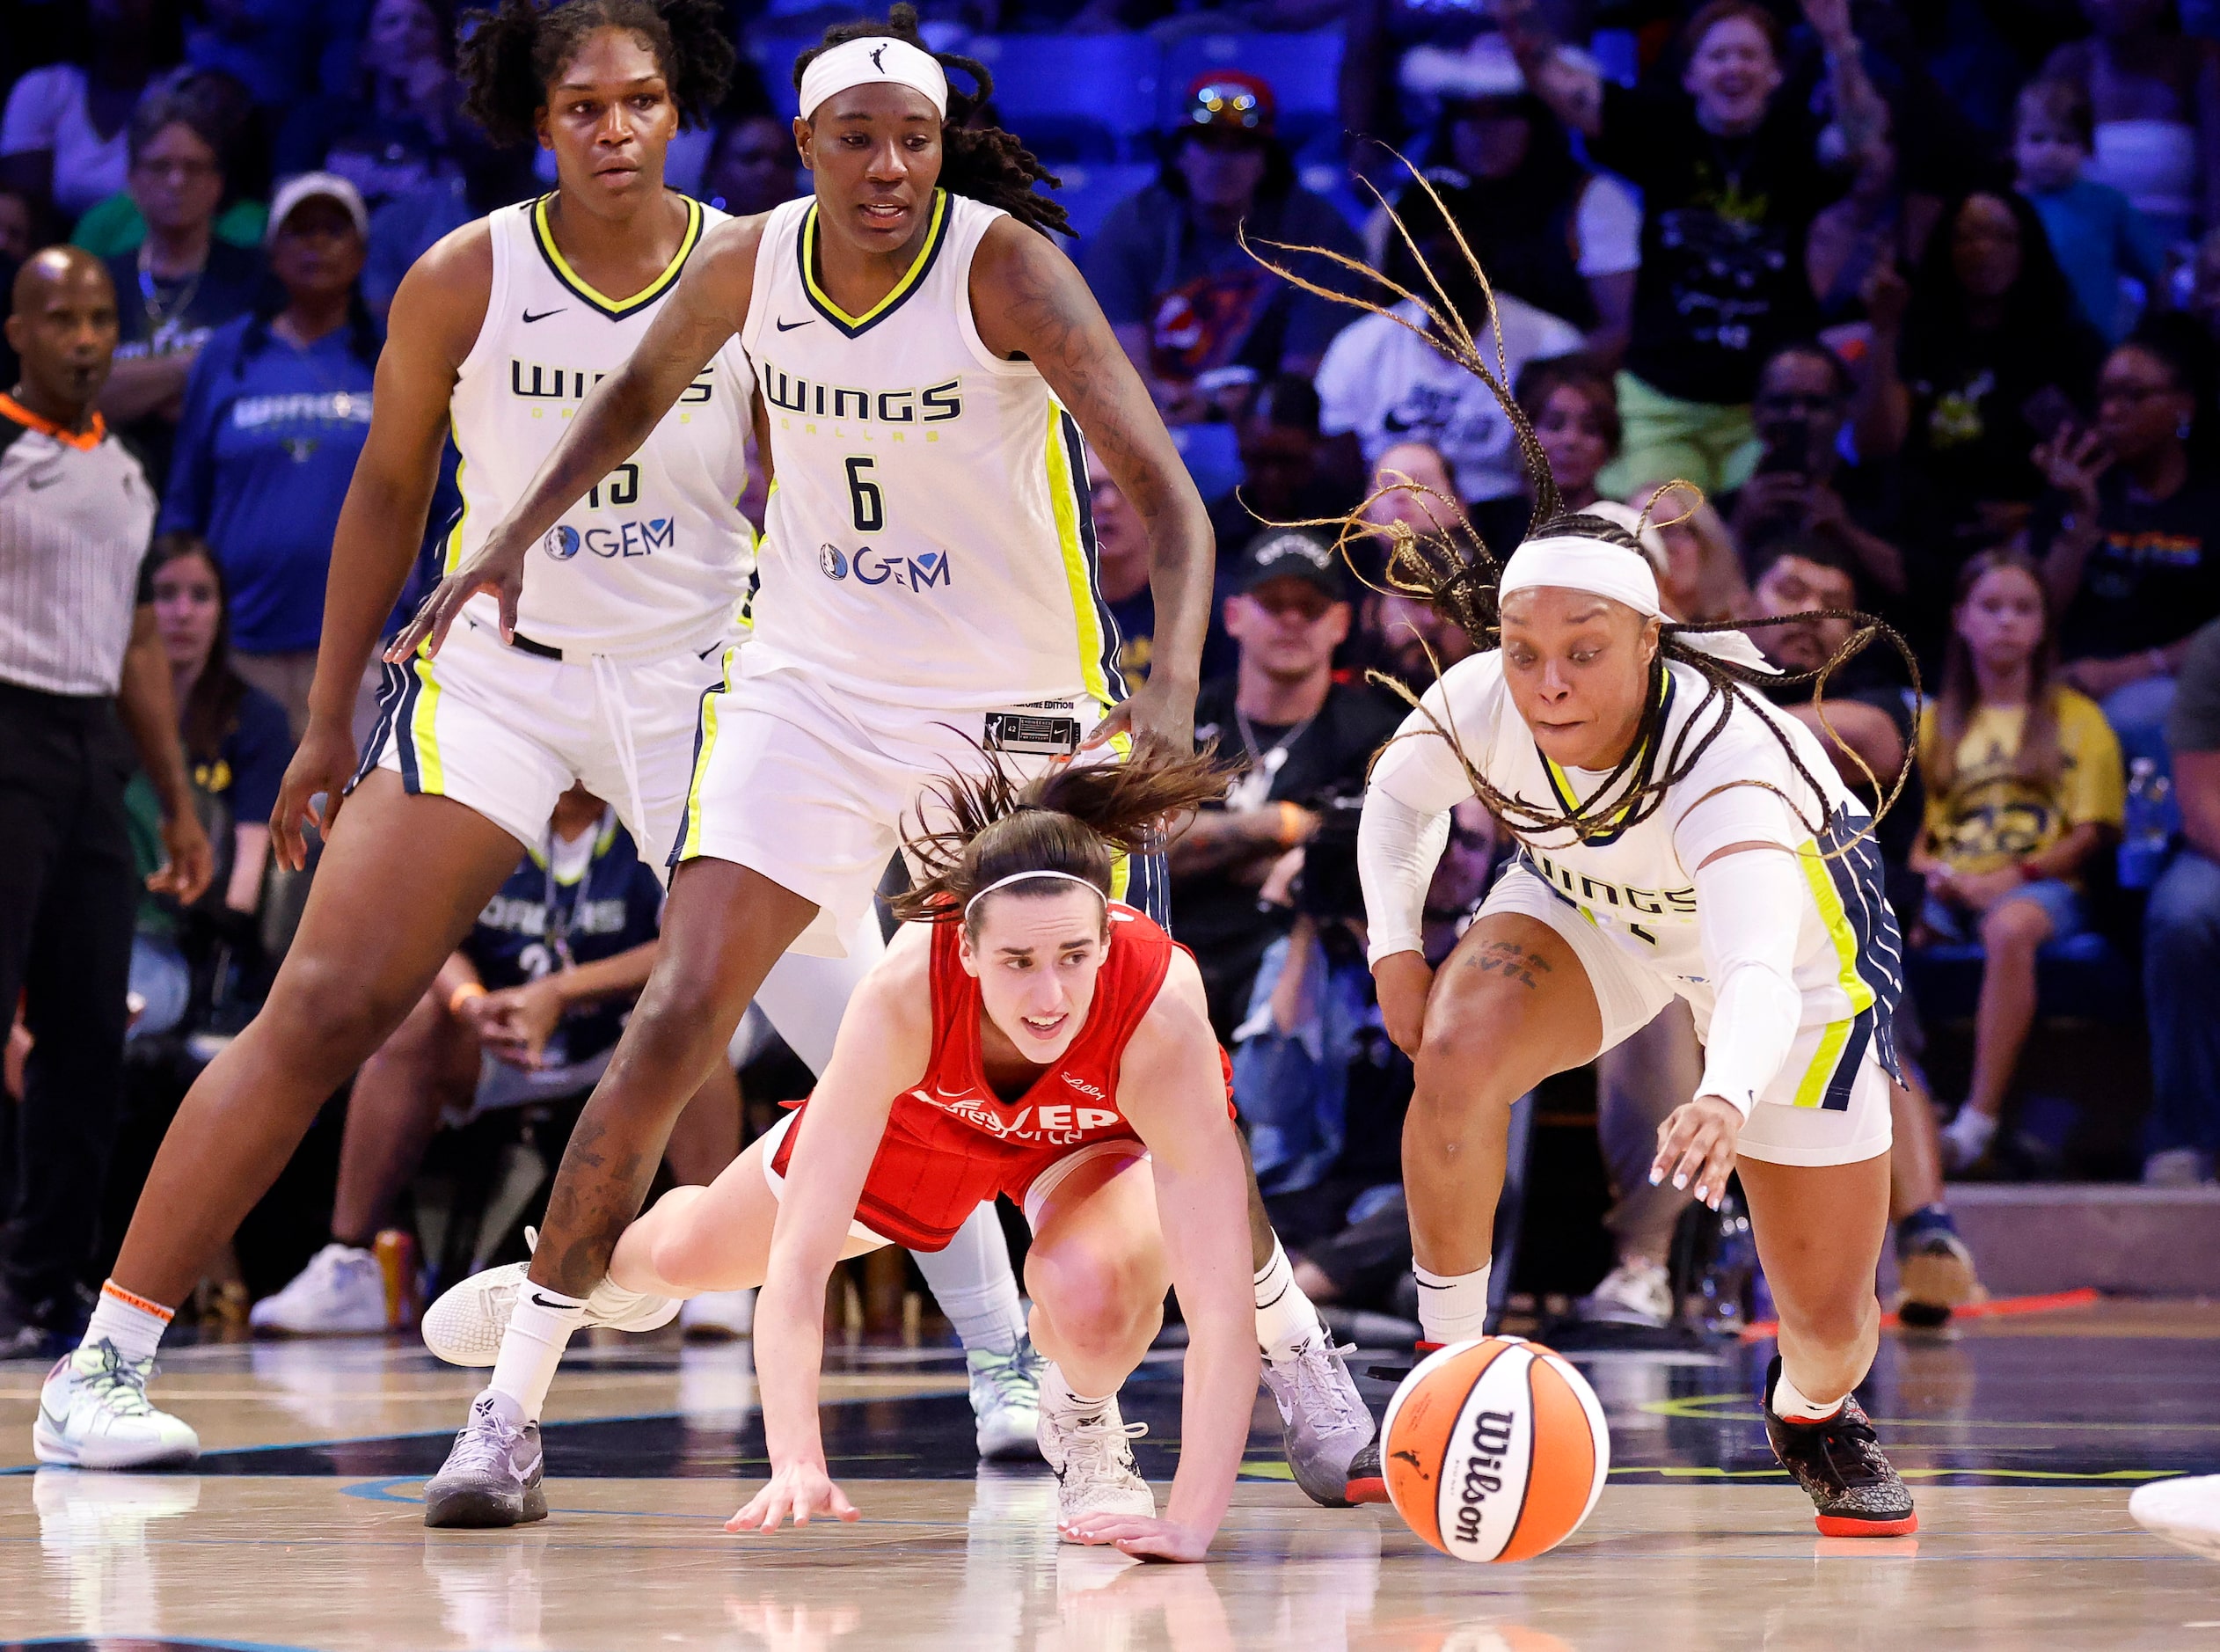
[913,1088,1122,1146]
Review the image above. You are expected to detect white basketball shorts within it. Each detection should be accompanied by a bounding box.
[1478,865,1893,1167]
[670,665,1166,958]
[358,607,731,872]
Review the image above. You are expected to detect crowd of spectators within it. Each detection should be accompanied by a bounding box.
[7,0,2220,1350]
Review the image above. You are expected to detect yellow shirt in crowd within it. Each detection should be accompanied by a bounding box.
[1917,690,2126,879]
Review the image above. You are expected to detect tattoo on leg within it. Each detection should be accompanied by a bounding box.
[1464,939,1552,990]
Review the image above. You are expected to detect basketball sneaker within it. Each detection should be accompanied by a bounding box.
[679,1289,755,1341]
[250,1243,388,1335]
[1261,1334,1377,1508]
[968,1338,1044,1461]
[1761,1357,1917,1536]
[420,1241,679,1366]
[1038,1390,1154,1528]
[2130,1474,2220,1559]
[1895,1217,1983,1329]
[33,1341,200,1469]
[1574,1257,1674,1328]
[423,1389,547,1529]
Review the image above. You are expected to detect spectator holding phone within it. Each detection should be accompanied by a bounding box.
[1724,340,1905,598]
[2034,323,2220,770]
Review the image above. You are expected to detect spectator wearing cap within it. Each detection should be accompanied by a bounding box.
[159,173,377,737]
[1496,0,1889,495]
[1,247,211,1354]
[1316,171,1584,559]
[1390,33,1640,368]
[1084,72,1363,425]
[1170,529,1405,1042]
[98,84,266,493]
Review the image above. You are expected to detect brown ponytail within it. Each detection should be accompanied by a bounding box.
[894,744,1230,933]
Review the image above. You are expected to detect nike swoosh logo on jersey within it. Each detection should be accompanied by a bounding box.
[775,317,813,331]
[26,471,63,490]
[522,307,566,324]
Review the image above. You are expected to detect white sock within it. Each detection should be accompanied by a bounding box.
[1254,1236,1326,1362]
[1040,1362,1115,1414]
[910,1202,1027,1355]
[1414,1261,1493,1346]
[83,1281,173,1363]
[1771,1367,1846,1423]
[488,1284,586,1422]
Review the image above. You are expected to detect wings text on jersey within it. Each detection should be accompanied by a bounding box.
[511,362,714,405]
[756,359,962,425]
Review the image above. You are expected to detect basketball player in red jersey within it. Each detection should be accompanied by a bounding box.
[426,748,1257,1560]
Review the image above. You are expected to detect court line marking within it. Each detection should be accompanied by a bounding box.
[1740,1287,2103,1341]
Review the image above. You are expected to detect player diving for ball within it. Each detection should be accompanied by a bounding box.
[430,749,1259,1559]
[1270,192,1924,1537]
[394,5,1372,1526]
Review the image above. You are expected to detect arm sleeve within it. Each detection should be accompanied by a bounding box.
[1358,790,1454,965]
[1691,846,1808,1120]
[1573,174,1642,277]
[1669,768,1809,872]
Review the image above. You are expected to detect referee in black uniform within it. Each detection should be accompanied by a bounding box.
[0,247,211,1354]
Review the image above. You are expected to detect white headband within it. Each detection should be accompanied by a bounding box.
[1499,534,1778,674]
[799,36,949,121]
[962,869,1107,923]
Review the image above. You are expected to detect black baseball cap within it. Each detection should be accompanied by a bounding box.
[1234,528,1345,599]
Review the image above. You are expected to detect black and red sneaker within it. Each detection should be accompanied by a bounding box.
[1761,1356,1918,1537]
[1343,1436,1389,1504]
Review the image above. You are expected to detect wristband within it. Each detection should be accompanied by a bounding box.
[448,981,487,1015]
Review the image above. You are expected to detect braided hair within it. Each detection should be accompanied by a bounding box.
[458,0,734,149]
[1240,165,1918,853]
[794,5,1071,239]
[892,742,1228,936]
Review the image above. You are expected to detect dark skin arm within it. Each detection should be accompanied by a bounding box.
[388,218,764,662]
[115,603,213,903]
[971,218,1213,752]
[269,222,490,870]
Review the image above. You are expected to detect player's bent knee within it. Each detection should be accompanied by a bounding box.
[1028,1246,1162,1354]
[267,954,418,1069]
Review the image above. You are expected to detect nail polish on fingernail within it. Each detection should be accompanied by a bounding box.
[1648,1167,1663,1186]
[1694,1184,1707,1201]
[1673,1173,1689,1189]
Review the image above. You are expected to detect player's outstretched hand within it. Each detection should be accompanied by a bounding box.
[270,709,361,872]
[727,1462,860,1535]
[1651,1094,1742,1210]
[1057,1513,1211,1563]
[386,526,532,663]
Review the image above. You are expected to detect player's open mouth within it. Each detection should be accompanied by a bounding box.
[1021,1012,1068,1038]
[860,201,909,224]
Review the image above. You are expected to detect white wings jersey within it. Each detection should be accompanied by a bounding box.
[1371,654,1903,1061]
[445,194,755,655]
[737,190,1124,712]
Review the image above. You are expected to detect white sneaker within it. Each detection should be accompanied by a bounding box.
[33,1342,200,1469]
[421,1258,679,1367]
[249,1242,388,1334]
[679,1289,756,1340]
[968,1338,1044,1461]
[1940,1109,1997,1173]
[2143,1148,2214,1188]
[1576,1257,1674,1328]
[2133,1474,2220,1560]
[1038,1389,1153,1531]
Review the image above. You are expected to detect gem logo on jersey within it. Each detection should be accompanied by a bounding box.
[858,546,950,591]
[543,519,675,560]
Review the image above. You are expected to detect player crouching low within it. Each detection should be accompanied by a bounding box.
[427,748,1261,1559]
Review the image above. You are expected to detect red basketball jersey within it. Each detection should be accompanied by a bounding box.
[771,903,1216,1250]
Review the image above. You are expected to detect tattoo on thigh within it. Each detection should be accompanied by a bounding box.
[1464,939,1552,990]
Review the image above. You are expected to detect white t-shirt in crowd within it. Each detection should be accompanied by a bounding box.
[1571,172,1642,276]
[0,66,135,220]
[1315,294,1585,503]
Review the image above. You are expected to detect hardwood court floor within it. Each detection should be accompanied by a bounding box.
[4,1299,2219,1650]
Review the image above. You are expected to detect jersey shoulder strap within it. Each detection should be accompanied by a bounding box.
[740,197,813,355]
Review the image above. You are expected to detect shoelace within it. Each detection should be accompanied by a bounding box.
[448,1404,525,1474]
[1061,1414,1148,1488]
[79,1344,157,1418]
[1273,1341,1366,1431]
[973,1343,1042,1407]
[1812,1411,1886,1488]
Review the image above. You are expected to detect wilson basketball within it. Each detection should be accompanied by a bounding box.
[1381,1337,1610,1562]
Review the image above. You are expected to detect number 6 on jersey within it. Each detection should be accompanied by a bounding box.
[845,455,885,534]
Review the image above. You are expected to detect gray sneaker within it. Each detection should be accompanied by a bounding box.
[424,1390,546,1529]
[1260,1335,1377,1508]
